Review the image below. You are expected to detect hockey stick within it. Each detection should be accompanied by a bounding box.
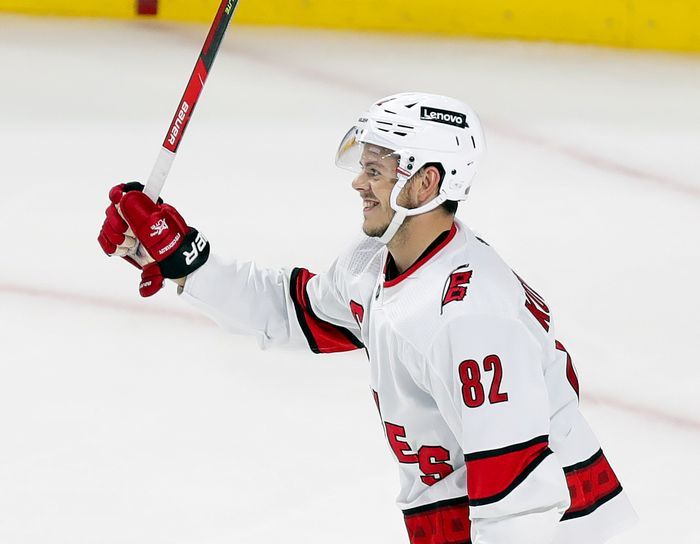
[143,0,240,202]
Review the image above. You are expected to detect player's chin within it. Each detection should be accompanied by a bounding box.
[362,218,390,238]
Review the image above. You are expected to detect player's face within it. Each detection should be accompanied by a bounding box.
[351,145,399,237]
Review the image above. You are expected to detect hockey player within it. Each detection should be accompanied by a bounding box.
[98,93,637,544]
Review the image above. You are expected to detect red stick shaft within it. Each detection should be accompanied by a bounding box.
[143,0,239,202]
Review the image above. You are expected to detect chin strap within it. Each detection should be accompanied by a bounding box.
[377,181,448,245]
[378,209,407,244]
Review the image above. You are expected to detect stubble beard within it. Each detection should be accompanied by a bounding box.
[361,183,416,239]
[362,210,412,243]
[363,222,388,238]
[362,209,394,238]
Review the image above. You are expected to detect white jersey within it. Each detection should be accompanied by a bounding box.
[181,219,637,544]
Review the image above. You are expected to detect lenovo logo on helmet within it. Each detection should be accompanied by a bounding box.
[420,107,468,129]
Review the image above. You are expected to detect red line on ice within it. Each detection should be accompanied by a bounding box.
[150,24,699,199]
[587,393,700,433]
[1,281,698,434]
[230,44,700,200]
[0,282,207,325]
[14,25,694,431]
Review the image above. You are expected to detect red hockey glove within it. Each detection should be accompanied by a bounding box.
[98,183,210,297]
[98,182,153,263]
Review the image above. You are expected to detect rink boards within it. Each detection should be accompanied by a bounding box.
[0,0,699,52]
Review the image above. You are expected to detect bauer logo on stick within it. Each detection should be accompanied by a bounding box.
[168,101,190,147]
[420,106,468,128]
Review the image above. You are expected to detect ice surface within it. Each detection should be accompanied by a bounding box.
[0,14,698,543]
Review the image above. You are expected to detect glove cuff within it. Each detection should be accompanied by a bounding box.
[158,228,210,279]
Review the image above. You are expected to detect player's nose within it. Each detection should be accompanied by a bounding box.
[352,174,369,192]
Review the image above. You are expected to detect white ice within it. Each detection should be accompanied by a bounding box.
[0,14,698,543]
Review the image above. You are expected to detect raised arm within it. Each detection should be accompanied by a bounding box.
[98,183,364,353]
[181,256,364,352]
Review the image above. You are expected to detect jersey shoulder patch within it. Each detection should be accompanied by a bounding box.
[437,231,523,322]
[440,264,473,314]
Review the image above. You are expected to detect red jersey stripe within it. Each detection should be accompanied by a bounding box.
[562,449,623,520]
[403,496,472,544]
[289,268,364,354]
[465,435,552,505]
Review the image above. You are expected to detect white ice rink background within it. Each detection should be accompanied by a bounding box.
[0,14,699,543]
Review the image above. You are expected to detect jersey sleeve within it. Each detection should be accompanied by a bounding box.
[426,314,570,544]
[179,252,363,353]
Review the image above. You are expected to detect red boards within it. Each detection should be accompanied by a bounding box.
[137,0,158,16]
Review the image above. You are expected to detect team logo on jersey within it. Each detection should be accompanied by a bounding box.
[150,218,169,237]
[441,265,472,314]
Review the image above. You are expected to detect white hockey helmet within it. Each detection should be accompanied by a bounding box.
[336,92,486,244]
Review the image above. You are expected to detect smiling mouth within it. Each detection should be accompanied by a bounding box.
[363,199,379,212]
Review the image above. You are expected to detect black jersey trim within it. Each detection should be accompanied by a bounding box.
[290,267,319,353]
[464,435,549,461]
[289,267,364,354]
[560,485,624,521]
[563,448,604,473]
[468,448,554,506]
[402,495,470,517]
[384,224,456,287]
[385,228,451,282]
